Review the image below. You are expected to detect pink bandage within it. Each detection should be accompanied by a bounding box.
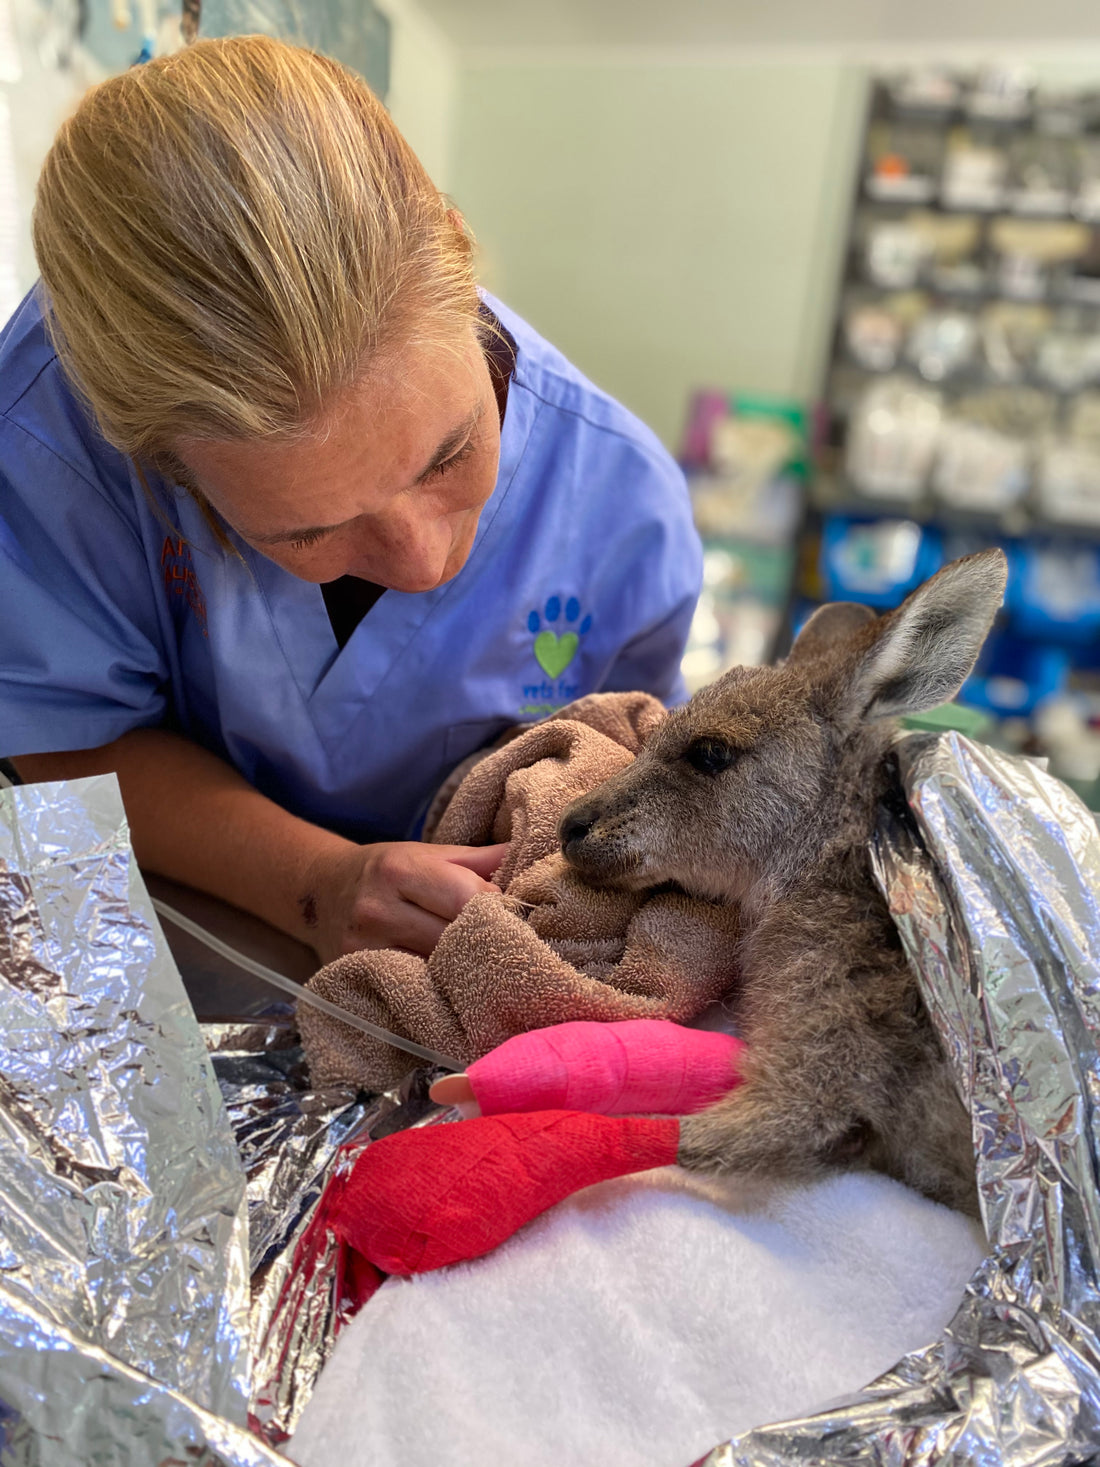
[465,1019,745,1117]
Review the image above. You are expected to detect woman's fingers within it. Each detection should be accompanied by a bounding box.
[318,840,511,960]
[380,901,449,956]
[398,844,503,923]
[433,841,510,881]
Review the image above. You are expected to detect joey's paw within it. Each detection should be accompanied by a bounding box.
[676,1110,739,1174]
[428,1073,480,1118]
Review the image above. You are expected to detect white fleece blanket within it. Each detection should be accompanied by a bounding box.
[289,1164,987,1467]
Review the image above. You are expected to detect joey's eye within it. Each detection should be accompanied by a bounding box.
[683,737,738,776]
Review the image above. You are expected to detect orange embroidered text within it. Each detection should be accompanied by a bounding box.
[160,536,209,636]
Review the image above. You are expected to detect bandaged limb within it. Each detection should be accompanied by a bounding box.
[429,1019,745,1118]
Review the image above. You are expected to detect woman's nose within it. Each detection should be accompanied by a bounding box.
[353,516,450,591]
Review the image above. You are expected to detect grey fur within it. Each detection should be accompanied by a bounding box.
[560,550,1008,1215]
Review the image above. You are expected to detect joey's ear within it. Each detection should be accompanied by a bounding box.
[787,602,877,665]
[847,550,1007,723]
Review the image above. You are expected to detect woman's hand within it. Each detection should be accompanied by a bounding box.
[306,840,510,964]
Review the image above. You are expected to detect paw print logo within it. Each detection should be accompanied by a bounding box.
[527,596,591,678]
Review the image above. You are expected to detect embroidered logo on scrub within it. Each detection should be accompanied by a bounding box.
[161,535,209,636]
[521,597,591,716]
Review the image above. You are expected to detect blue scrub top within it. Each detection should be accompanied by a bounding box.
[0,288,701,841]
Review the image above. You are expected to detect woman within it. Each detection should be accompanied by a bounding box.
[0,36,701,963]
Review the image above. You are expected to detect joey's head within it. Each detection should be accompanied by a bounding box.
[560,550,1007,904]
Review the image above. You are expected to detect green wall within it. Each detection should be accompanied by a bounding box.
[452,61,868,448]
[384,0,457,190]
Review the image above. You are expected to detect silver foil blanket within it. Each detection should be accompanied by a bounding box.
[0,773,280,1463]
[206,1019,449,1445]
[699,731,1100,1467]
[0,771,453,1464]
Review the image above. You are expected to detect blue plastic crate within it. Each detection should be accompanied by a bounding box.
[1006,542,1100,646]
[819,515,942,608]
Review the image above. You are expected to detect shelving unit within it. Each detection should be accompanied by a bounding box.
[787,67,1100,806]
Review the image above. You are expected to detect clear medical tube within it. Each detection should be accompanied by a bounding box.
[151,896,462,1072]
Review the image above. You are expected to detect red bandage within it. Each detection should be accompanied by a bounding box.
[333,1110,681,1275]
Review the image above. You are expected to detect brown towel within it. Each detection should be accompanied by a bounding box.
[299,692,741,1090]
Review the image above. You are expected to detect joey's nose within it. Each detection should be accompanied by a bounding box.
[559,810,595,857]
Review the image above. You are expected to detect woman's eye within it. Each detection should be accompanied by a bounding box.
[289,528,330,551]
[683,738,738,777]
[427,438,476,480]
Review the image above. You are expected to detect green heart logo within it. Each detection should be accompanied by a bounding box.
[534,629,579,679]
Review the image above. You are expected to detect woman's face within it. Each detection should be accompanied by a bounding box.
[175,327,502,591]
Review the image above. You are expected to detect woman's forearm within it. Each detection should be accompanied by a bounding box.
[11,727,352,952]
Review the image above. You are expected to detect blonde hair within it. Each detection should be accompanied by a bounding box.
[32,35,479,471]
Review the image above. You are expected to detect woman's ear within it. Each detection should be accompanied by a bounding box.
[446,207,472,254]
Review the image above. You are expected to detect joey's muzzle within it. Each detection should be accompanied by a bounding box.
[559,799,599,864]
[558,791,646,887]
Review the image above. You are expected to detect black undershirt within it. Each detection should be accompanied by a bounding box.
[321,575,388,647]
[321,307,517,652]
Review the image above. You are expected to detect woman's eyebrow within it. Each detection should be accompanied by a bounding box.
[412,403,483,483]
[254,405,485,546]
